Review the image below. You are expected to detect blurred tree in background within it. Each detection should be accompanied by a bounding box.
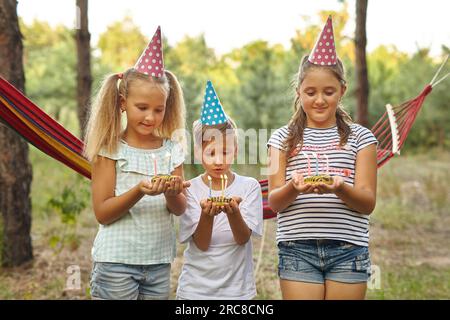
[0,0,33,267]
[75,0,92,139]
[21,20,77,127]
[18,5,450,165]
[227,41,292,131]
[165,34,217,129]
[97,15,147,72]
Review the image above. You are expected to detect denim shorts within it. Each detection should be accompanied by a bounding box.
[278,239,371,284]
[90,262,171,300]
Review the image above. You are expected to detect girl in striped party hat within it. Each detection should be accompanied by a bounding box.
[84,26,190,300]
[267,16,378,300]
[176,80,263,300]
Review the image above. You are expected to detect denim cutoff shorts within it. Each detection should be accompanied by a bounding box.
[90,262,171,300]
[278,239,371,284]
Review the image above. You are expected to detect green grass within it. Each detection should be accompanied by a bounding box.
[371,199,437,230]
[0,281,14,299]
[372,150,450,230]
[0,219,3,266]
[367,265,450,300]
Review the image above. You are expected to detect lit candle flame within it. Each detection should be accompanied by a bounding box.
[302,152,311,176]
[207,175,212,198]
[151,153,157,176]
[322,154,329,174]
[223,174,228,197]
[166,151,171,174]
[310,152,319,176]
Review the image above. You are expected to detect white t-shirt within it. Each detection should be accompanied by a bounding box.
[176,173,263,300]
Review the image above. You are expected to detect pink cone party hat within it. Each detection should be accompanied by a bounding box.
[134,26,164,77]
[308,16,337,66]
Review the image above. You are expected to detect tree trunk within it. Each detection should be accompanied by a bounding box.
[355,0,369,127]
[76,0,91,139]
[0,0,33,267]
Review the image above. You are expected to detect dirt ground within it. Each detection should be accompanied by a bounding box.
[1,207,449,299]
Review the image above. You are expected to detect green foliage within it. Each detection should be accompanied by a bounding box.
[164,34,221,177]
[47,180,89,226]
[366,47,450,150]
[97,15,148,71]
[19,9,450,155]
[165,34,218,126]
[21,19,77,131]
[228,41,293,131]
[46,175,90,251]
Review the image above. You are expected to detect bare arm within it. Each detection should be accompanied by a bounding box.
[91,156,145,225]
[314,144,377,215]
[267,147,315,212]
[334,144,377,214]
[192,200,220,251]
[222,197,252,245]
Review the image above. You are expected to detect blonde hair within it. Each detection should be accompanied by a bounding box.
[83,68,186,161]
[284,55,352,154]
[192,117,238,149]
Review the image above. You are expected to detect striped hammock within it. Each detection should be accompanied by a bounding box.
[0,59,447,219]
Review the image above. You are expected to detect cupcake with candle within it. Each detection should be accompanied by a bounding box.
[302,152,333,185]
[303,175,333,185]
[151,174,176,183]
[208,174,232,206]
[150,151,177,183]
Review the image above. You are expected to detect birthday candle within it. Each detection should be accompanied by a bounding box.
[323,154,329,174]
[223,174,228,196]
[207,175,212,198]
[166,151,172,174]
[302,152,311,176]
[315,154,319,176]
[220,174,224,198]
[311,152,318,176]
[151,153,157,176]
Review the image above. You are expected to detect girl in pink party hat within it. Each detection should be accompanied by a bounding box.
[267,16,378,300]
[84,26,190,300]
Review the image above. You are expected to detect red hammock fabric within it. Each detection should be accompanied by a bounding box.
[371,85,433,168]
[0,75,438,219]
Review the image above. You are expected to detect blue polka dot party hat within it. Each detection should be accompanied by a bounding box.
[200,80,228,126]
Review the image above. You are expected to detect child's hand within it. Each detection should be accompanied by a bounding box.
[313,176,345,194]
[222,197,242,215]
[139,177,168,196]
[164,176,191,197]
[291,170,315,194]
[200,199,221,217]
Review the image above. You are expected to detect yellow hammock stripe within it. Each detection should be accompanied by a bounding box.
[0,95,91,176]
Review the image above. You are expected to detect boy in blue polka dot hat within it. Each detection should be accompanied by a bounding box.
[176,80,263,300]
